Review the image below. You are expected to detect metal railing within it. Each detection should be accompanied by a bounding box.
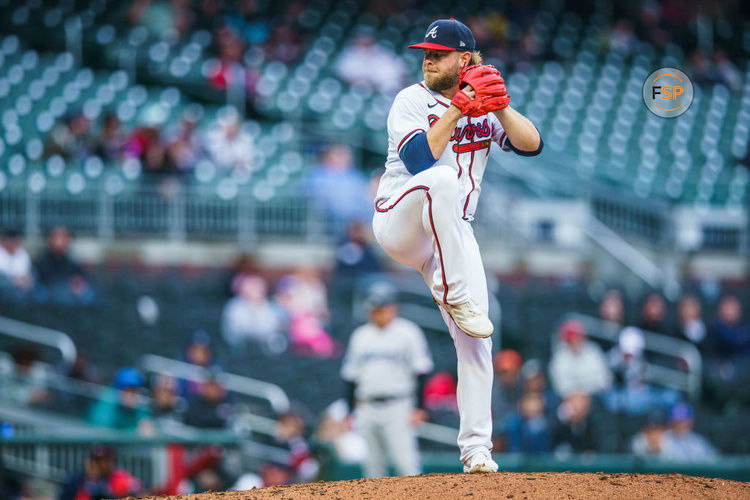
[416,422,458,446]
[0,364,152,422]
[585,216,682,299]
[0,315,77,365]
[1,425,249,489]
[0,179,518,244]
[2,162,745,258]
[553,313,702,400]
[590,192,669,246]
[0,349,286,442]
[2,434,163,487]
[484,151,703,297]
[140,354,291,414]
[0,383,288,488]
[0,183,323,242]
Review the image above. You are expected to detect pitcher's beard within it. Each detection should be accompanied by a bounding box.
[425,71,460,92]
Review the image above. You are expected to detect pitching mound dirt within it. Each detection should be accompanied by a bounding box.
[156,471,750,499]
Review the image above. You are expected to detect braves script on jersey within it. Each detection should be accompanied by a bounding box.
[376,81,512,221]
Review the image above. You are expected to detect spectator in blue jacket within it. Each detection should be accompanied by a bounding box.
[503,392,552,454]
[304,144,372,232]
[86,367,151,431]
[712,295,750,360]
[660,403,718,463]
[708,295,750,402]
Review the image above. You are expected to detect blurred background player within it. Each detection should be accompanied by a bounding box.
[341,282,434,477]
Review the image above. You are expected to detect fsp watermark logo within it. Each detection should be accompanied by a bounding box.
[642,68,693,118]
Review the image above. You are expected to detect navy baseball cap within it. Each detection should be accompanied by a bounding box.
[409,18,476,52]
[365,282,398,309]
[669,402,694,423]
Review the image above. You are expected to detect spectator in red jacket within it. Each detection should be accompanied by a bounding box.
[58,445,141,500]
[274,413,319,483]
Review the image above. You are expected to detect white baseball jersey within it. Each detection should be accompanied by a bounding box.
[376,81,512,221]
[341,317,433,401]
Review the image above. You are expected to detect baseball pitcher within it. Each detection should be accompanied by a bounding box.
[372,18,543,473]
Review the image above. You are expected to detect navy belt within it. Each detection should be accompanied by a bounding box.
[365,394,410,404]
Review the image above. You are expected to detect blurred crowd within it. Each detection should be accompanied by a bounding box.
[125,0,409,94]
[123,0,748,94]
[127,0,308,93]
[0,226,93,305]
[220,219,381,357]
[486,287,749,459]
[0,217,387,495]
[0,335,319,497]
[320,283,749,470]
[28,0,747,226]
[222,264,338,357]
[465,0,746,90]
[602,1,745,90]
[41,104,377,229]
[2,258,749,497]
[43,106,255,181]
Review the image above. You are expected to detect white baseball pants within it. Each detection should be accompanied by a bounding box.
[372,165,494,463]
[357,398,421,478]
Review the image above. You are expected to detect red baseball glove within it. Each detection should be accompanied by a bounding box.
[451,64,510,117]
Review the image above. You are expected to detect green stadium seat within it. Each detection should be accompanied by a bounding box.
[46,155,66,178]
[65,171,87,195]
